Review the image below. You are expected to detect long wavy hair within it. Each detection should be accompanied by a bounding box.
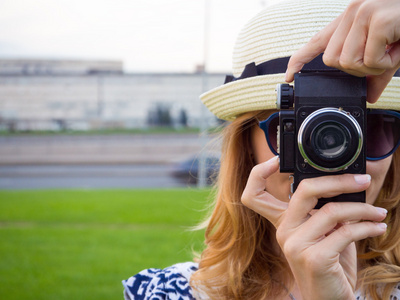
[191,110,400,300]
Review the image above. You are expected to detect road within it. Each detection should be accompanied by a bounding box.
[0,133,219,189]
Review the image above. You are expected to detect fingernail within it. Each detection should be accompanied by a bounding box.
[377,223,387,230]
[284,70,289,82]
[376,207,388,215]
[354,174,371,185]
[266,156,279,165]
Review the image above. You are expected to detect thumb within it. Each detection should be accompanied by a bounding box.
[241,156,288,227]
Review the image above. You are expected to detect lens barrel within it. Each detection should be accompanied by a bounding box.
[298,108,363,172]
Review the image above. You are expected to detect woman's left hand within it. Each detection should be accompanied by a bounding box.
[241,156,388,300]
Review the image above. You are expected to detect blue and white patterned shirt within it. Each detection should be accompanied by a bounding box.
[123,262,198,300]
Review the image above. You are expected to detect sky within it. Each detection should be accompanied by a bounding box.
[0,0,285,73]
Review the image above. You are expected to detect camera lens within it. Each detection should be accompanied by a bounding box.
[312,122,350,159]
[298,108,363,172]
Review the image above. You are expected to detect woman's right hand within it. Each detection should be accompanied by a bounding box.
[241,156,388,300]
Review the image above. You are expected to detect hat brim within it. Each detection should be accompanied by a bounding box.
[201,74,400,121]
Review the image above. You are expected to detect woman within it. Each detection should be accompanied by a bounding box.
[123,0,400,299]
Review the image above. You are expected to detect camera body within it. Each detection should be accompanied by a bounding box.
[277,71,366,208]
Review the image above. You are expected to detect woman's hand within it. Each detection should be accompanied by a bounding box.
[285,0,400,103]
[241,156,388,300]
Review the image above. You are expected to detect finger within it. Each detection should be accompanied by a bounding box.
[285,13,344,82]
[366,66,400,103]
[241,156,288,226]
[387,41,400,68]
[314,221,387,256]
[363,26,394,70]
[242,156,279,195]
[284,174,371,229]
[294,202,387,243]
[364,15,400,70]
[338,9,386,76]
[323,1,359,69]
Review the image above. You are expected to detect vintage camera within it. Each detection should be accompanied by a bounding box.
[276,71,366,208]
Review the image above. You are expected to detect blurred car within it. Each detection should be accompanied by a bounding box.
[170,153,220,185]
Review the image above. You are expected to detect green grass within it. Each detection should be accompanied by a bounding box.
[0,189,211,300]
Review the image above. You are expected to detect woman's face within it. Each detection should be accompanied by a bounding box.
[251,123,393,205]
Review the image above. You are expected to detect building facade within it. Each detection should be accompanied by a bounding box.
[0,59,225,131]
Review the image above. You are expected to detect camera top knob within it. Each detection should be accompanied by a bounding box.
[276,84,294,109]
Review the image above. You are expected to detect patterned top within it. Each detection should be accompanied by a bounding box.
[123,262,199,300]
[123,262,400,300]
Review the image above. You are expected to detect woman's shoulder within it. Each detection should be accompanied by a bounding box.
[122,262,199,300]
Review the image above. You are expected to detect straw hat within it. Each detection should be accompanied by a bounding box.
[200,0,400,121]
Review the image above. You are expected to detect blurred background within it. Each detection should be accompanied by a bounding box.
[0,0,284,299]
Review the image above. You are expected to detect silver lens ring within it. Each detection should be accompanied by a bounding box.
[298,108,363,172]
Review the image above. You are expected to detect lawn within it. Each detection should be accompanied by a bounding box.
[0,189,211,300]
